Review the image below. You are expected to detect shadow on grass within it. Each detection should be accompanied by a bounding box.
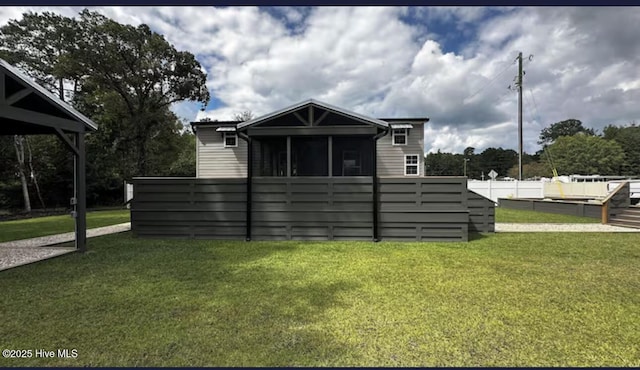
[468,232,493,242]
[0,233,362,366]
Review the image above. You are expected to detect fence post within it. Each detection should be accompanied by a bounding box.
[489,180,492,202]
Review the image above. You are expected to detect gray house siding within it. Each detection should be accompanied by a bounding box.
[377,124,424,177]
[196,127,247,178]
[131,176,476,241]
[196,125,424,179]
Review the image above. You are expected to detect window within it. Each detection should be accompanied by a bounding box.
[405,154,419,176]
[223,133,237,148]
[392,128,407,145]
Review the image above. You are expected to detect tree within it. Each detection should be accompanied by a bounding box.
[507,161,552,179]
[545,135,625,175]
[425,150,465,176]
[477,147,518,179]
[603,122,640,176]
[0,9,211,208]
[0,11,81,100]
[73,10,210,176]
[538,119,595,146]
[234,110,255,122]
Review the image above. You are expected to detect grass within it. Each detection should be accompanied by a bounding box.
[1,233,639,366]
[495,207,597,223]
[0,209,130,242]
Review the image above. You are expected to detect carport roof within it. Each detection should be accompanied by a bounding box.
[0,58,98,135]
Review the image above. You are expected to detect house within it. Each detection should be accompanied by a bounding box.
[191,99,427,179]
[131,99,494,242]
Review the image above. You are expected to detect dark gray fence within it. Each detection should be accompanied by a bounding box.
[498,198,601,219]
[132,176,491,242]
[468,190,495,232]
[131,178,247,239]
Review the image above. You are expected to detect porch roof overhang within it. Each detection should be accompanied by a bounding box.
[236,99,390,131]
[0,58,97,135]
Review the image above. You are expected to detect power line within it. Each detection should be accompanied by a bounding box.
[528,88,542,123]
[464,58,516,101]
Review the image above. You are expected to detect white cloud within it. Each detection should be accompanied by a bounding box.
[2,6,639,154]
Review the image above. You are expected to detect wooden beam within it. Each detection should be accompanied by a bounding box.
[54,127,79,156]
[293,111,309,126]
[74,133,87,252]
[247,126,378,136]
[6,88,32,106]
[314,110,330,126]
[0,104,82,132]
[286,136,291,177]
[309,106,314,126]
[328,136,333,177]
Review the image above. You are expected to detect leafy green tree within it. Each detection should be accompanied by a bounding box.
[73,9,209,176]
[0,9,211,208]
[477,147,518,179]
[538,119,595,146]
[0,11,81,100]
[507,161,552,179]
[425,150,465,176]
[546,135,625,175]
[603,123,640,176]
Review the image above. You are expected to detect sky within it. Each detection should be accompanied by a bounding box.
[1,6,639,155]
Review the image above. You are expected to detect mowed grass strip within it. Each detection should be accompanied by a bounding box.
[0,209,130,242]
[0,233,638,367]
[495,207,597,223]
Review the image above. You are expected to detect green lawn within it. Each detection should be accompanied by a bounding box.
[1,233,638,366]
[0,209,130,242]
[495,207,597,223]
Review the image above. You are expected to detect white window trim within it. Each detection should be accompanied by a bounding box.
[404,154,420,176]
[223,132,238,148]
[392,128,408,146]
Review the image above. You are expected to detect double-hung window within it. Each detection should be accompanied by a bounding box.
[405,154,419,176]
[223,132,238,148]
[392,128,407,145]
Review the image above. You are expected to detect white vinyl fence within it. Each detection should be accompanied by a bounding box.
[125,182,134,207]
[468,180,544,203]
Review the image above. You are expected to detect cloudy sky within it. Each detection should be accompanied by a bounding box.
[1,6,639,154]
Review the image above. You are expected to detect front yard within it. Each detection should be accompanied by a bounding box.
[0,232,638,366]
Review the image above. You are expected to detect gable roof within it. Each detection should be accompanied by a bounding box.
[1,58,98,133]
[236,98,390,130]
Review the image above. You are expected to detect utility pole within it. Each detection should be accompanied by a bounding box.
[463,158,469,177]
[517,52,524,181]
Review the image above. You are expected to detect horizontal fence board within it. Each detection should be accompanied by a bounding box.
[132,210,246,222]
[252,211,372,223]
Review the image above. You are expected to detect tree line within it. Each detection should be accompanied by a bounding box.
[0,10,208,211]
[426,119,639,179]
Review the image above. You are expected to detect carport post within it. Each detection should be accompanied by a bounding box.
[75,132,87,252]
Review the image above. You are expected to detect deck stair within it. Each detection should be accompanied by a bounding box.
[609,206,640,229]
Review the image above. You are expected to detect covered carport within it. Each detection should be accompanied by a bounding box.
[0,58,97,252]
